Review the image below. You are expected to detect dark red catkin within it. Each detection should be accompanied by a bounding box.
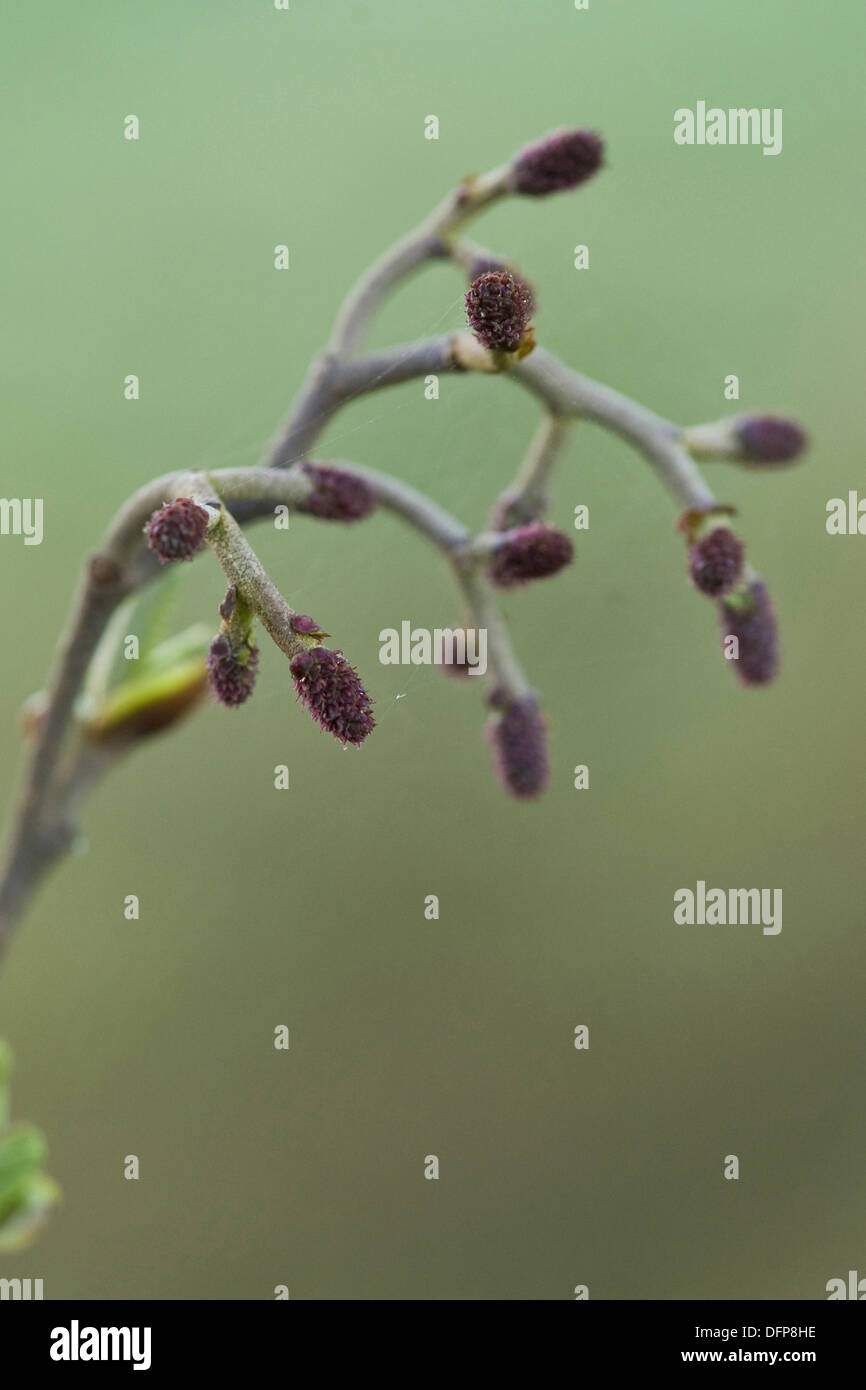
[465,270,534,353]
[290,646,375,746]
[488,522,574,588]
[487,694,549,799]
[719,580,779,686]
[146,498,209,563]
[511,129,604,196]
[688,527,745,598]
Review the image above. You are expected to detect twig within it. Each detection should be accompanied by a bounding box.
[491,414,573,529]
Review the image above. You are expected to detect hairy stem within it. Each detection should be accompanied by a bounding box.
[206,506,307,663]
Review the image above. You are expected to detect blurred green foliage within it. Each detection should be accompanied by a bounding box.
[0,1042,59,1252]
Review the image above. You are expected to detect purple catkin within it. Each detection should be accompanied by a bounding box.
[736,415,807,465]
[465,270,534,352]
[719,580,779,686]
[300,464,376,522]
[467,258,537,317]
[512,129,604,196]
[488,522,574,588]
[206,634,259,707]
[146,498,209,563]
[290,646,375,746]
[688,527,745,598]
[488,694,549,799]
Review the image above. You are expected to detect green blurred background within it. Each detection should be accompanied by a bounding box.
[1,0,863,1299]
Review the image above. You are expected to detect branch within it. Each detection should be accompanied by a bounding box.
[1,127,800,959]
[262,155,519,470]
[491,413,573,529]
[268,333,717,514]
[263,335,461,469]
[328,164,511,358]
[0,462,478,953]
[512,349,716,512]
[450,560,531,701]
[206,505,309,663]
[0,326,737,958]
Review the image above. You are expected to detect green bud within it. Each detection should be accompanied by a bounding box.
[83,625,212,743]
